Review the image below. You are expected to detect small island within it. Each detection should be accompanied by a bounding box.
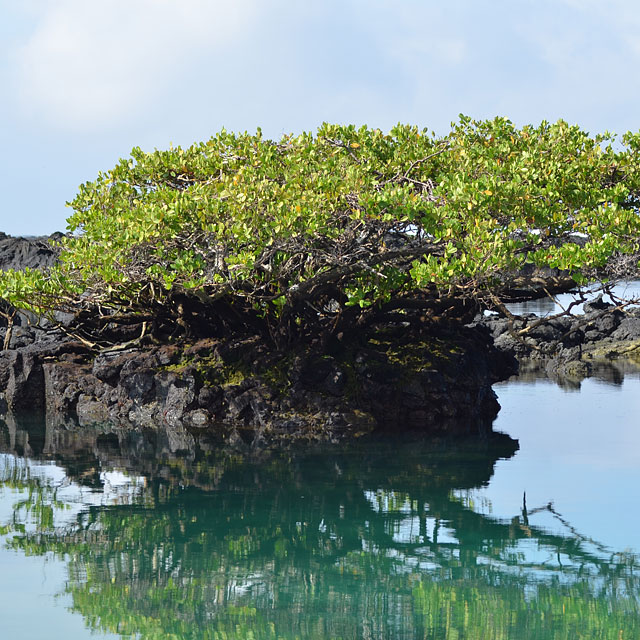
[2,117,640,447]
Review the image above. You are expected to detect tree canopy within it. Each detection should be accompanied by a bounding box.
[2,116,640,344]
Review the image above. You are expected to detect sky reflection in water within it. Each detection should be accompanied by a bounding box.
[487,374,640,553]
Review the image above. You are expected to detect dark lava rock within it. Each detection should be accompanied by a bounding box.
[0,321,516,447]
[583,294,612,313]
[0,232,63,272]
[1,350,46,416]
[476,304,640,364]
[611,315,640,341]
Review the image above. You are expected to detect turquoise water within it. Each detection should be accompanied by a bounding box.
[0,370,639,639]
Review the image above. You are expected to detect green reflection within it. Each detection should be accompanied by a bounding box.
[0,428,638,640]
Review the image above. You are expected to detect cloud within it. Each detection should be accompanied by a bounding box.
[9,0,640,140]
[351,0,640,134]
[11,0,263,132]
[505,1,640,131]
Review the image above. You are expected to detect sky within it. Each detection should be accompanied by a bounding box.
[2,0,640,236]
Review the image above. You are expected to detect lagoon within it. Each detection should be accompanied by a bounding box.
[0,367,639,639]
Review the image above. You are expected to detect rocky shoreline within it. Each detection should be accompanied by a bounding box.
[475,296,640,379]
[0,234,514,448]
[0,307,513,448]
[1,233,639,448]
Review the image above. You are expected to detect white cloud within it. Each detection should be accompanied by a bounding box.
[508,2,640,130]
[357,2,468,70]
[12,0,263,132]
[390,32,467,70]
[8,0,640,140]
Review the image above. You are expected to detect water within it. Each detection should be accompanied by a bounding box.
[1,368,639,639]
[505,280,640,316]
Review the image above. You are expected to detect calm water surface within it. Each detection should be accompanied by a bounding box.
[505,279,640,316]
[1,368,639,639]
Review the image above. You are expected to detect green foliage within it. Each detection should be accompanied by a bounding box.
[3,117,640,330]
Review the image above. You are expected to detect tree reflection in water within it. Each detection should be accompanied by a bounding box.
[0,421,638,640]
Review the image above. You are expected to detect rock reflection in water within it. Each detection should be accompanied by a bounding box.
[516,355,640,391]
[0,421,638,639]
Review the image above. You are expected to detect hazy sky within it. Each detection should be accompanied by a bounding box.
[2,0,640,236]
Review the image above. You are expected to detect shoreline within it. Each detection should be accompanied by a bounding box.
[1,232,639,447]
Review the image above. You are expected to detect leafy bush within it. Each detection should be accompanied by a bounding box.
[2,117,640,342]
